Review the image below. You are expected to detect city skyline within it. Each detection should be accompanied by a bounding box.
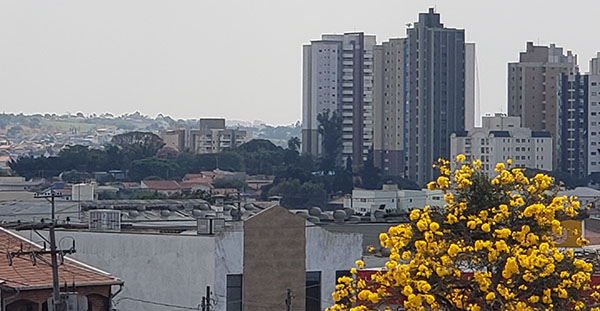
[3,1,600,125]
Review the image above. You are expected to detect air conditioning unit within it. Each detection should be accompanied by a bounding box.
[47,293,88,311]
[197,218,226,235]
[89,210,121,232]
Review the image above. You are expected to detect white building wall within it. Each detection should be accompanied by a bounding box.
[214,225,244,311]
[450,115,552,177]
[465,43,476,129]
[305,226,362,310]
[20,230,217,311]
[72,183,95,201]
[397,190,426,212]
[348,189,398,215]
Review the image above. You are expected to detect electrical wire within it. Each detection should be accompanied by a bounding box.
[114,297,200,310]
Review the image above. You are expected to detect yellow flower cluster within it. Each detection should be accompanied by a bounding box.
[328,156,599,311]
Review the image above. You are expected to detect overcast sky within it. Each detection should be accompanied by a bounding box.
[0,0,598,125]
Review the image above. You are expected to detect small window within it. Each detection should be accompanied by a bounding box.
[227,275,243,311]
[306,272,322,311]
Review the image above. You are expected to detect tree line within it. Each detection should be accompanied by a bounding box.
[10,113,421,208]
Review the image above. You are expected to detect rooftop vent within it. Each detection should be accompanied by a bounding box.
[89,210,121,232]
[197,218,226,235]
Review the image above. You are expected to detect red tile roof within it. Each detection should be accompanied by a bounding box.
[179,179,213,190]
[141,180,181,191]
[0,228,122,290]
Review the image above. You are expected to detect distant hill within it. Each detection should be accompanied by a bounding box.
[0,112,300,147]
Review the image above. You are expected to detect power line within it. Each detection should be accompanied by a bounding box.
[115,297,200,310]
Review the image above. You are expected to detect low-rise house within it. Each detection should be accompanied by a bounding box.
[344,185,427,216]
[140,180,181,196]
[0,227,122,311]
[559,187,600,209]
[179,179,213,193]
[0,155,11,173]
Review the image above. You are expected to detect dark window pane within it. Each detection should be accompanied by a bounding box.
[227,274,243,311]
[306,271,321,311]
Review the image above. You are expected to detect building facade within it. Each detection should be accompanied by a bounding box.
[507,42,578,169]
[557,73,589,178]
[373,38,406,175]
[302,33,376,169]
[343,184,427,216]
[403,9,466,185]
[556,53,600,178]
[160,119,250,155]
[450,114,553,177]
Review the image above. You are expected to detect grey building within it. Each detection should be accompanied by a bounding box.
[373,38,407,176]
[302,33,376,170]
[403,9,466,185]
[556,54,600,178]
[557,73,588,178]
[507,42,578,169]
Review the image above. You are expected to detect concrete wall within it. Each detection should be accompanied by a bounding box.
[305,226,362,310]
[214,224,244,311]
[23,230,217,311]
[243,207,306,311]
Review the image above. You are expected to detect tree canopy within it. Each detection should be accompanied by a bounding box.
[331,157,600,311]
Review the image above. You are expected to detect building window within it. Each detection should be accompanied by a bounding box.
[306,271,322,311]
[227,274,243,311]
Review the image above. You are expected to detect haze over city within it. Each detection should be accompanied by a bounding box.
[2,0,600,125]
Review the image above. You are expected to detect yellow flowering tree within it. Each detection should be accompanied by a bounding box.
[330,157,600,311]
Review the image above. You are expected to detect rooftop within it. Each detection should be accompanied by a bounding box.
[140,180,180,191]
[0,227,122,290]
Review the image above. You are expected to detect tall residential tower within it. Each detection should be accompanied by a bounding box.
[507,42,578,169]
[403,9,466,185]
[302,33,376,169]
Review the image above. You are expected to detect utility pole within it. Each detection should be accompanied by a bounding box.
[285,289,293,311]
[34,191,64,311]
[206,286,211,311]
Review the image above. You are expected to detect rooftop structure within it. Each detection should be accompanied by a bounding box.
[0,227,122,310]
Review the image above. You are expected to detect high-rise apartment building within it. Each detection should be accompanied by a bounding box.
[302,33,376,169]
[507,42,578,169]
[450,114,553,177]
[403,9,466,185]
[556,54,600,178]
[587,71,600,175]
[372,10,474,180]
[557,73,588,178]
[465,43,477,129]
[373,38,406,175]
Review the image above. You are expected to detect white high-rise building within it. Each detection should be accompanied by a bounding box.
[465,43,477,129]
[450,114,553,177]
[302,33,376,169]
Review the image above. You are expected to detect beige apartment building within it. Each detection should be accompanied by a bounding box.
[160,118,251,154]
[507,42,578,168]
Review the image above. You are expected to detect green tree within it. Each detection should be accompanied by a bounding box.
[129,157,181,181]
[287,136,300,152]
[317,109,342,173]
[358,149,382,190]
[268,178,327,209]
[111,131,165,159]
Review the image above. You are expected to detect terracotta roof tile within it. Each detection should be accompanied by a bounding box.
[141,180,181,191]
[0,228,122,290]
